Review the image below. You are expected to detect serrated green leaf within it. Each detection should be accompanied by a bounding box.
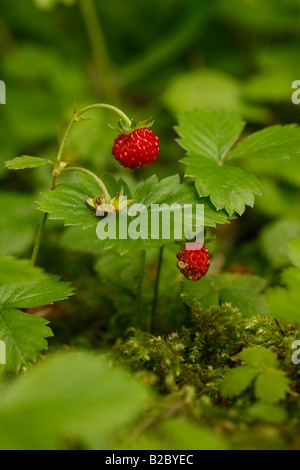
[288,238,300,268]
[175,109,245,163]
[183,273,269,316]
[134,175,230,227]
[0,257,44,284]
[0,276,74,308]
[240,347,278,369]
[0,309,52,373]
[38,183,97,228]
[4,156,50,170]
[0,352,148,450]
[255,369,290,404]
[222,366,259,398]
[39,175,230,253]
[228,125,300,161]
[184,158,261,216]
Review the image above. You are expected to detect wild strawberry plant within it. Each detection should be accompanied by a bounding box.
[1,103,300,449]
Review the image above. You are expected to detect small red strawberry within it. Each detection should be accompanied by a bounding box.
[112,128,160,169]
[176,243,210,281]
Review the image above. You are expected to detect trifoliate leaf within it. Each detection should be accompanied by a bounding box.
[222,366,259,398]
[228,125,300,161]
[222,347,290,403]
[255,369,290,404]
[0,309,52,373]
[0,352,148,450]
[0,276,74,308]
[4,156,50,170]
[176,110,300,216]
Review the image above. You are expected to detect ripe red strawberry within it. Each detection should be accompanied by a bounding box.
[112,128,160,169]
[176,243,210,281]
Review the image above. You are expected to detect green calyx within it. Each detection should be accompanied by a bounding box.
[110,117,154,135]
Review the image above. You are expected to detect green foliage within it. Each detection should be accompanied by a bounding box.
[0,309,51,374]
[1,0,300,450]
[247,403,288,425]
[222,347,291,404]
[37,173,230,251]
[182,273,269,316]
[0,257,73,373]
[0,193,41,256]
[0,352,148,450]
[0,276,74,308]
[267,237,300,323]
[176,110,300,216]
[4,156,50,170]
[33,0,77,10]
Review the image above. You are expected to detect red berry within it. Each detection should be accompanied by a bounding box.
[176,243,210,281]
[112,128,160,169]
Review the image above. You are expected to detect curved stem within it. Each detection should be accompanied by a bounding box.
[77,103,132,129]
[63,166,111,202]
[150,246,164,333]
[30,102,131,265]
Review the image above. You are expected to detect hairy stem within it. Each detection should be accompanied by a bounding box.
[30,103,131,265]
[150,246,164,333]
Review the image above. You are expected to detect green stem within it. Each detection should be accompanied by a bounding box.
[30,172,58,266]
[150,246,164,333]
[79,0,118,102]
[63,166,111,202]
[136,250,146,328]
[77,103,132,129]
[30,102,131,265]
